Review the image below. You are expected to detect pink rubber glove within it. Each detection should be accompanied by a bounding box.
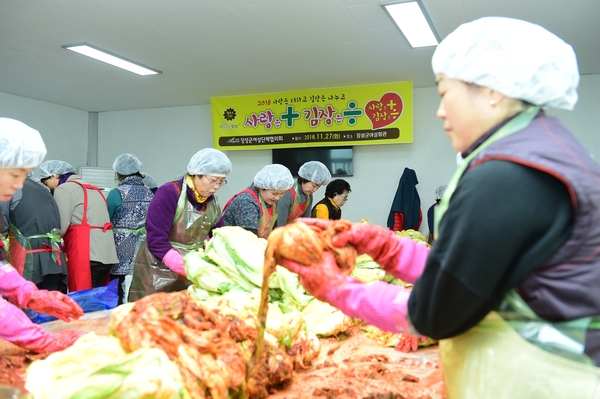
[379,237,429,284]
[0,299,85,353]
[0,264,83,321]
[162,249,186,277]
[280,252,412,334]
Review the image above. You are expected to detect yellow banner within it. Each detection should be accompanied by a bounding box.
[211,82,413,150]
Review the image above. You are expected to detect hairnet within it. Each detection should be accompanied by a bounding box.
[253,164,294,190]
[435,185,447,200]
[432,17,579,110]
[0,118,47,169]
[298,161,332,185]
[39,160,76,179]
[142,172,159,189]
[187,148,232,177]
[113,153,142,175]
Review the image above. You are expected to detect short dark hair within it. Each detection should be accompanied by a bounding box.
[117,172,143,180]
[325,179,351,198]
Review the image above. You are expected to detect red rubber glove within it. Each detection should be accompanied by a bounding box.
[0,299,86,353]
[299,219,429,283]
[395,334,429,353]
[22,290,84,322]
[162,249,186,277]
[331,223,404,269]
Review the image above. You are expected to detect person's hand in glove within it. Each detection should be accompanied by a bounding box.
[0,299,86,353]
[162,248,186,277]
[22,290,83,322]
[0,264,83,321]
[279,251,348,302]
[280,251,414,334]
[298,218,429,284]
[395,333,430,353]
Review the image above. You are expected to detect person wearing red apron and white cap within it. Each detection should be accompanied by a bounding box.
[7,174,67,292]
[40,160,118,292]
[278,17,600,399]
[0,118,84,353]
[276,161,331,226]
[223,164,293,239]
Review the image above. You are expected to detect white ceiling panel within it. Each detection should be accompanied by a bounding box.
[0,0,598,112]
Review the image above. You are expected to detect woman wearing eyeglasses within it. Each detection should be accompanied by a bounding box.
[276,161,331,226]
[128,148,232,301]
[223,164,293,239]
[312,179,351,220]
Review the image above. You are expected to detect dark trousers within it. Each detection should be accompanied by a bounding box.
[110,274,125,305]
[90,261,113,288]
[36,273,67,294]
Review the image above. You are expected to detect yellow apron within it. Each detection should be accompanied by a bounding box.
[440,297,600,399]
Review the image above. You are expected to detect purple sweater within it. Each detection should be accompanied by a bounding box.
[146,179,224,260]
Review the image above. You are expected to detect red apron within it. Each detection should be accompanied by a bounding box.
[286,183,310,223]
[7,225,63,281]
[63,181,112,292]
[224,188,276,239]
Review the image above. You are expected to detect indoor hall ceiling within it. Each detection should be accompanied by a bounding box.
[1,0,599,112]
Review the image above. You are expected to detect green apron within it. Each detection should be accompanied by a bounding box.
[7,225,63,282]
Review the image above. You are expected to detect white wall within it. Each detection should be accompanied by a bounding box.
[545,74,600,160]
[0,91,89,173]
[96,86,458,230]
[2,74,599,234]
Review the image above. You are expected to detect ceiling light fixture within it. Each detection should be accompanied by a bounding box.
[62,43,161,76]
[381,1,439,48]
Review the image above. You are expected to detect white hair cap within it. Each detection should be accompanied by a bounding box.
[254,164,294,190]
[432,17,579,110]
[435,185,447,200]
[142,172,159,189]
[298,161,332,185]
[0,118,47,169]
[39,160,76,179]
[187,148,232,177]
[113,153,142,175]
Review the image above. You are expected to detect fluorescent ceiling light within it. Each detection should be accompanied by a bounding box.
[382,1,438,48]
[62,43,161,76]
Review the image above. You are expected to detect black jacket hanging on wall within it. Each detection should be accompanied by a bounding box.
[387,167,421,231]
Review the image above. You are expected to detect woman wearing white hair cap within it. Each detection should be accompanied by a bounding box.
[0,118,85,354]
[106,154,154,304]
[40,159,118,292]
[276,160,331,226]
[223,164,293,238]
[276,17,600,398]
[128,148,232,301]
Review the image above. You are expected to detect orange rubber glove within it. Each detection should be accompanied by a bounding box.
[22,290,84,322]
[395,334,430,353]
[0,264,83,322]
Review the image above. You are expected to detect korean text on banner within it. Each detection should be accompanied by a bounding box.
[211,82,413,150]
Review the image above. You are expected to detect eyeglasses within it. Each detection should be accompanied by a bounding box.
[338,194,349,201]
[202,175,227,188]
